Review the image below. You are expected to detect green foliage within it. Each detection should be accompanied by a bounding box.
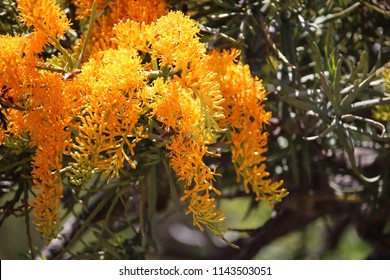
[0,0,24,35]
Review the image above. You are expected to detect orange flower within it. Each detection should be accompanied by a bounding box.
[0,15,72,241]
[73,0,109,20]
[167,134,225,236]
[18,69,76,242]
[149,11,204,71]
[67,47,147,185]
[73,0,167,23]
[0,32,46,103]
[73,0,168,55]
[146,12,225,143]
[149,77,203,136]
[17,0,70,40]
[30,149,64,242]
[208,49,287,203]
[113,20,152,53]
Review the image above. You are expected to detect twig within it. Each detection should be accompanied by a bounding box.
[75,0,97,69]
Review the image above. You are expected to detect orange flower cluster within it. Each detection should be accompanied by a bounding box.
[0,0,286,243]
[113,13,286,236]
[167,134,225,235]
[1,1,76,240]
[67,48,147,185]
[17,0,70,42]
[73,0,168,55]
[208,50,287,203]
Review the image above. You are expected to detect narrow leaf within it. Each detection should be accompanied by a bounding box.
[147,165,157,221]
[163,158,182,211]
[282,96,322,115]
[313,2,361,26]
[334,57,344,99]
[356,51,368,78]
[310,42,324,72]
[320,72,341,115]
[341,70,378,112]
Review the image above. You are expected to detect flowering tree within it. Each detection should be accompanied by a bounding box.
[0,0,286,258]
[1,0,390,259]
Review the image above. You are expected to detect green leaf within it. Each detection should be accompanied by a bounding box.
[163,158,182,212]
[212,0,235,9]
[103,186,130,227]
[341,71,377,112]
[281,96,324,117]
[147,165,157,221]
[313,2,361,26]
[335,123,357,171]
[350,96,390,112]
[319,72,341,115]
[344,58,357,84]
[93,231,122,259]
[310,42,324,73]
[357,51,369,78]
[324,23,334,58]
[333,57,344,100]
